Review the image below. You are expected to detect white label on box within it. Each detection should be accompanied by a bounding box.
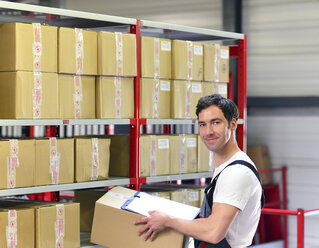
[221,49,229,59]
[218,85,228,95]
[161,41,171,51]
[192,83,202,93]
[194,45,203,56]
[158,139,169,149]
[189,192,199,202]
[187,138,197,148]
[160,81,170,91]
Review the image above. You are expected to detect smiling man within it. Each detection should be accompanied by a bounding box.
[135,94,264,248]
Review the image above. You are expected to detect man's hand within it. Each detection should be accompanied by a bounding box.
[134,210,171,241]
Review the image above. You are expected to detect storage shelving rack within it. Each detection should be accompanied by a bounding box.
[0,0,247,194]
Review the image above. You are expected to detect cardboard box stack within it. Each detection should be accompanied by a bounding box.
[0,23,59,119]
[197,136,215,172]
[97,32,136,118]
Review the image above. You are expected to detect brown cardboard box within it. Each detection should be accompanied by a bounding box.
[171,80,203,119]
[170,135,198,174]
[35,138,74,186]
[172,40,203,81]
[0,208,34,248]
[139,135,170,177]
[59,27,97,75]
[96,76,134,119]
[197,136,215,172]
[74,190,106,232]
[0,72,59,119]
[140,78,171,119]
[109,135,130,177]
[98,32,136,76]
[0,139,35,189]
[170,189,200,207]
[202,82,228,98]
[150,191,171,200]
[204,44,229,83]
[247,145,273,185]
[141,36,171,79]
[91,186,184,248]
[59,74,95,119]
[0,22,57,73]
[75,138,110,182]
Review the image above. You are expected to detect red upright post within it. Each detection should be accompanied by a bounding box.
[282,166,288,248]
[297,209,305,248]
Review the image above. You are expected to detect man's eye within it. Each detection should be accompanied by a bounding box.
[213,121,220,125]
[199,123,206,127]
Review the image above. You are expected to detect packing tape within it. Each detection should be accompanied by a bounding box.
[7,140,19,188]
[115,32,123,76]
[32,23,42,72]
[6,210,18,248]
[73,75,82,119]
[182,189,188,204]
[214,44,221,82]
[209,151,214,172]
[186,41,193,80]
[55,204,65,248]
[152,78,160,119]
[154,38,160,78]
[33,72,42,119]
[50,138,61,184]
[179,134,186,173]
[114,77,122,118]
[185,80,191,119]
[150,135,157,176]
[75,28,84,75]
[91,138,99,180]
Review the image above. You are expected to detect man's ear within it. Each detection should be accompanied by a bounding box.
[231,118,238,131]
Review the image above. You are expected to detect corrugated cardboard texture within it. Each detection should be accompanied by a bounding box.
[35,139,74,186]
[91,187,184,248]
[0,22,57,73]
[171,80,203,119]
[197,136,215,172]
[109,136,130,177]
[59,74,95,119]
[59,27,97,75]
[140,78,171,119]
[139,135,170,177]
[96,76,134,118]
[204,44,229,83]
[170,135,198,174]
[0,140,35,189]
[0,208,34,248]
[172,40,203,81]
[98,32,136,76]
[75,138,110,182]
[141,36,171,79]
[0,72,59,119]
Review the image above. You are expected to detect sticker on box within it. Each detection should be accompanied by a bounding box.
[218,85,228,95]
[194,45,203,56]
[160,81,170,91]
[221,49,229,59]
[187,138,197,148]
[192,83,202,93]
[161,41,171,51]
[189,192,199,202]
[158,139,169,149]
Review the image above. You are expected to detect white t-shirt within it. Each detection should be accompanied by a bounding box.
[185,151,262,248]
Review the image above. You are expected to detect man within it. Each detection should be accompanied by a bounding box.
[135,94,263,247]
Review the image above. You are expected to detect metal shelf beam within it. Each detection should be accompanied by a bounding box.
[0,119,131,126]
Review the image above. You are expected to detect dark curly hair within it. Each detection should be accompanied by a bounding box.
[196,94,239,125]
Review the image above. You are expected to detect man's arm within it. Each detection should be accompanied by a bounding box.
[134,202,239,244]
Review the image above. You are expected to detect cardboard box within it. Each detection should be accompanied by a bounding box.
[139,135,170,177]
[0,22,57,73]
[98,32,136,76]
[0,208,35,248]
[109,135,130,177]
[91,186,184,248]
[204,44,229,83]
[0,71,59,119]
[0,139,35,189]
[59,27,97,75]
[197,136,215,173]
[149,191,171,200]
[59,74,95,119]
[140,78,171,119]
[141,36,171,79]
[96,76,134,119]
[75,138,110,182]
[247,145,273,185]
[171,80,203,119]
[170,135,198,174]
[170,189,200,207]
[74,189,106,232]
[202,82,228,98]
[172,40,203,81]
[35,138,74,186]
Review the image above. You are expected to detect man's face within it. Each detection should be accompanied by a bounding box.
[198,105,234,152]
